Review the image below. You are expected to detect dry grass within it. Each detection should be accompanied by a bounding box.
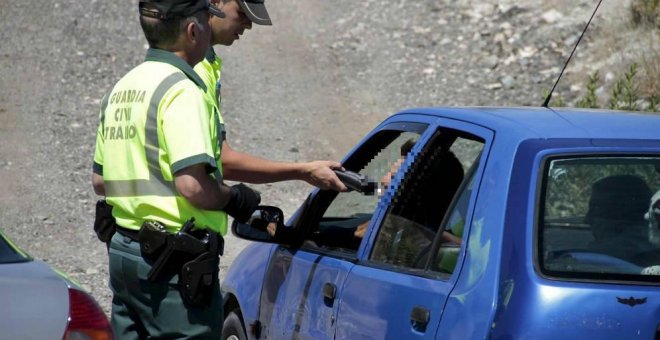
[630,0,660,29]
[640,42,660,97]
[557,1,659,110]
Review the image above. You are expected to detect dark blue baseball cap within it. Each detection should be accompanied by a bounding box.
[238,0,271,25]
[139,0,225,19]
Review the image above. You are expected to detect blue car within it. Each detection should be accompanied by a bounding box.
[221,107,660,340]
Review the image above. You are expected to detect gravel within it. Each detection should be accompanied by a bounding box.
[0,0,648,316]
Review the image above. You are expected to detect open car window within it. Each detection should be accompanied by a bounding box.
[369,128,485,274]
[540,156,660,282]
[301,126,427,255]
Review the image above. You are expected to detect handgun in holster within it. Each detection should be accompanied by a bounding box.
[141,218,198,281]
[140,218,224,308]
[93,200,116,243]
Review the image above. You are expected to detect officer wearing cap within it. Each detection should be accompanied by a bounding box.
[194,0,349,192]
[91,0,261,337]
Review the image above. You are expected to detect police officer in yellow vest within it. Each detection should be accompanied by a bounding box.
[91,0,261,337]
[195,0,349,193]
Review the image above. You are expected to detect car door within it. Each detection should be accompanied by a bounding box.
[258,118,433,340]
[334,119,492,339]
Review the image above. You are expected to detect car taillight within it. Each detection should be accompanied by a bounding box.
[63,288,113,340]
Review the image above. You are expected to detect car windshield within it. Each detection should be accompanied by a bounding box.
[540,156,660,282]
[0,230,30,263]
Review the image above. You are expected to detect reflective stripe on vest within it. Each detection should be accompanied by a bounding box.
[99,93,110,133]
[104,72,186,197]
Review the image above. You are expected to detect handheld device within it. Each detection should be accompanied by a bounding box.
[334,169,377,195]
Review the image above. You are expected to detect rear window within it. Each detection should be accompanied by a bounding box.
[0,231,30,263]
[539,156,660,282]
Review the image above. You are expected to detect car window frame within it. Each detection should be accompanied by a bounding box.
[534,150,660,285]
[358,117,494,281]
[290,120,432,261]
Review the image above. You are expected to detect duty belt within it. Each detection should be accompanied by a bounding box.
[136,218,224,282]
[115,226,139,242]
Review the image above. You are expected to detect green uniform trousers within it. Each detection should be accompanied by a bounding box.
[108,233,223,339]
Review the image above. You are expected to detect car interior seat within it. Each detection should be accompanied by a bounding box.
[585,174,653,263]
[586,174,652,237]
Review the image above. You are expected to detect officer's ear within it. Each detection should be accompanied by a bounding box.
[185,19,200,43]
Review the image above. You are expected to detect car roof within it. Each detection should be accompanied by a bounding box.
[398,107,660,141]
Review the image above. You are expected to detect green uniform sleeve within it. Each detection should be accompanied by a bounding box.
[161,82,217,175]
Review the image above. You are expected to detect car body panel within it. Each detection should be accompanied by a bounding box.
[336,265,450,339]
[0,260,70,339]
[504,140,660,339]
[221,242,274,334]
[261,247,354,339]
[223,107,660,340]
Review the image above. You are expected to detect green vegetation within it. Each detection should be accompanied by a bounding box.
[548,62,659,112]
[608,63,640,111]
[576,71,600,109]
[544,1,659,111]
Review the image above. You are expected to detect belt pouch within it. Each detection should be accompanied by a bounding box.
[179,252,219,308]
[138,221,170,260]
[93,200,116,243]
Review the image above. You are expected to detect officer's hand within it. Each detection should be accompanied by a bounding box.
[305,161,348,192]
[224,183,261,223]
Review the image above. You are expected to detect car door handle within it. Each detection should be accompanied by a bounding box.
[410,306,430,333]
[323,282,336,301]
[322,283,337,307]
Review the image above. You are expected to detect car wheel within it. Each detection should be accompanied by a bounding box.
[222,309,247,340]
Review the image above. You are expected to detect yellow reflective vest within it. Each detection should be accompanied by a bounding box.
[93,49,227,234]
[195,48,223,111]
[194,47,226,146]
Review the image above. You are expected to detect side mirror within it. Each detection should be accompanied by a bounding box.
[231,206,300,245]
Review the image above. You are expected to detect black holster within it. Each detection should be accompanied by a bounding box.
[93,200,116,243]
[179,251,219,308]
[138,221,169,260]
[138,218,224,308]
[178,227,222,308]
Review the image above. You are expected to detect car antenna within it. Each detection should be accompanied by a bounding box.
[542,0,604,108]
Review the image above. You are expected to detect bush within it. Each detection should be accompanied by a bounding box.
[631,0,660,29]
[609,63,640,111]
[549,62,659,112]
[576,71,600,109]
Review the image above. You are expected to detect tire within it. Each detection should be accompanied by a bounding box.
[222,309,247,340]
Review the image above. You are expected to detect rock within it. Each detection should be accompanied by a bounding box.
[483,55,499,69]
[500,75,516,89]
[468,4,495,19]
[605,72,615,82]
[563,34,579,48]
[498,4,527,18]
[518,46,537,58]
[484,83,503,90]
[413,26,431,34]
[542,9,563,24]
[423,68,436,76]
